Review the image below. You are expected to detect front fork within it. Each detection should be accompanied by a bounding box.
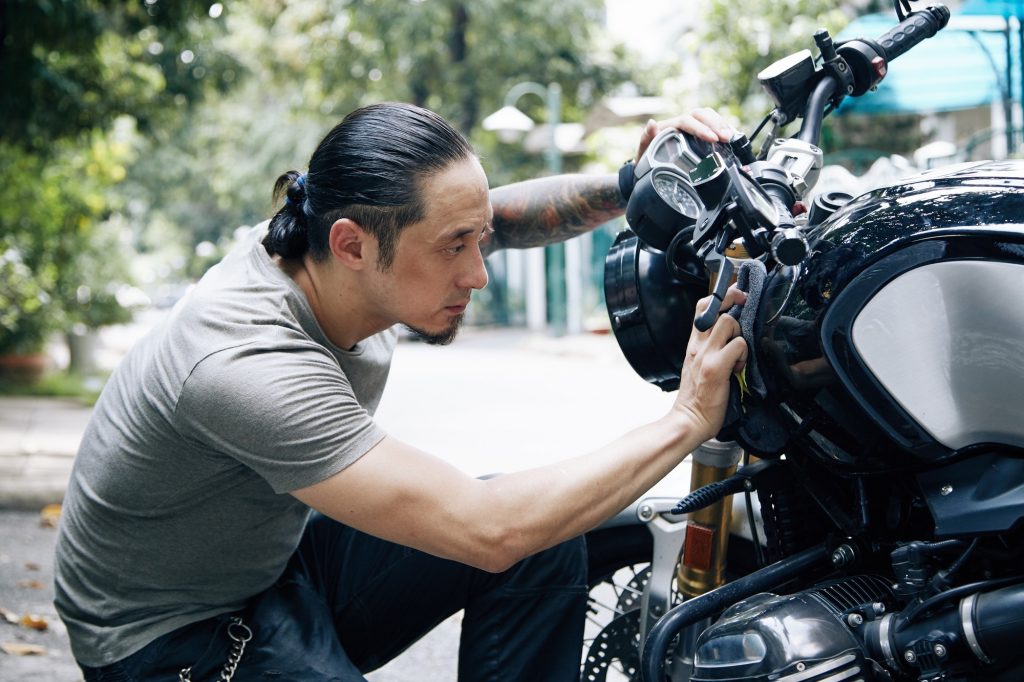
[635,245,750,672]
[633,440,743,648]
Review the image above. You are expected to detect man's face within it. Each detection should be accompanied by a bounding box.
[368,157,493,345]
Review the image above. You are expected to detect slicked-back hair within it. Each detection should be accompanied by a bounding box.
[264,102,476,268]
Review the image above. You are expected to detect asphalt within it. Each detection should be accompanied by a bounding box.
[0,320,685,680]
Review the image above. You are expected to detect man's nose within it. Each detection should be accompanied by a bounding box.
[459,247,489,290]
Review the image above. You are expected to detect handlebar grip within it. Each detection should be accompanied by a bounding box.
[877,5,950,62]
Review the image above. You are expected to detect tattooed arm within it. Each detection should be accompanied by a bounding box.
[483,108,736,256]
[485,174,622,254]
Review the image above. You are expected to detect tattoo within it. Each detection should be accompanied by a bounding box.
[485,174,623,255]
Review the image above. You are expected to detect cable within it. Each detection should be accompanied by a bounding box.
[895,0,917,21]
[743,451,766,568]
[897,574,1024,630]
[749,110,774,147]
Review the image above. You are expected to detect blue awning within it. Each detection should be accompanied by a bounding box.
[834,9,1020,115]
[960,0,1024,17]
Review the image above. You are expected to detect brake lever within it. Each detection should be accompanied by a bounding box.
[693,245,735,332]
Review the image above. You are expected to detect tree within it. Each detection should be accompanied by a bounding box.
[0,133,133,355]
[696,0,850,127]
[0,0,233,363]
[0,0,237,149]
[118,0,638,257]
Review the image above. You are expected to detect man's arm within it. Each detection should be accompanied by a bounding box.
[483,108,735,256]
[292,288,747,573]
[485,174,622,254]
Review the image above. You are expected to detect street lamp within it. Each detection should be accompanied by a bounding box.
[484,82,585,335]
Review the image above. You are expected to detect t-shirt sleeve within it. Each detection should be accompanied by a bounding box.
[174,343,386,493]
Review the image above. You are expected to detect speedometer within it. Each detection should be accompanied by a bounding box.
[653,170,702,219]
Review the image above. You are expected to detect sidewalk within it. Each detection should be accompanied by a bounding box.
[0,398,92,511]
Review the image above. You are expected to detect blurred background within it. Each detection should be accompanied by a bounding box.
[1,0,1021,396]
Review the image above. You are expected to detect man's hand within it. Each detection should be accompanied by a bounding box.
[672,286,749,442]
[634,108,736,163]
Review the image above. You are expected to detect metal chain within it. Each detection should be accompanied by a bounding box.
[178,616,253,682]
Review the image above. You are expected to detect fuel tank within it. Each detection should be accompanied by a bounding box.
[757,160,1024,467]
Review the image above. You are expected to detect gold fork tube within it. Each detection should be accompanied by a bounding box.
[676,439,742,598]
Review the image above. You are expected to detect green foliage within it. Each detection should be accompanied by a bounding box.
[232,0,627,134]
[0,132,137,353]
[697,0,850,127]
[0,369,108,406]
[0,247,54,355]
[0,0,238,149]
[2,0,638,346]
[0,0,234,357]
[117,0,637,259]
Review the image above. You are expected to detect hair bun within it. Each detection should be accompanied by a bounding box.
[284,173,308,216]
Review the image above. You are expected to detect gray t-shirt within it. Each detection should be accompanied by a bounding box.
[54,225,396,667]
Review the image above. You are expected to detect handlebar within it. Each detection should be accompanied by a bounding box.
[876,4,950,62]
[624,5,951,334]
[795,5,950,145]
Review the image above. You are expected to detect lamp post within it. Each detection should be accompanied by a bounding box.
[484,81,584,335]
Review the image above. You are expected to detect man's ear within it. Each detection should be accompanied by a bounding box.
[328,218,371,269]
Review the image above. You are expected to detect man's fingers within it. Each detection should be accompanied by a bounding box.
[719,286,747,312]
[694,287,748,331]
[707,308,742,348]
[635,109,736,162]
[689,107,736,141]
[727,336,749,374]
[633,119,661,162]
[656,109,734,142]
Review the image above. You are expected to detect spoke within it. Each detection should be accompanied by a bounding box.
[619,583,643,598]
[588,598,627,617]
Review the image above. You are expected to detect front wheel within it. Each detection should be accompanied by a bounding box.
[582,524,655,682]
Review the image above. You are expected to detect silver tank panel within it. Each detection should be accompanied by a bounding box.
[852,260,1024,451]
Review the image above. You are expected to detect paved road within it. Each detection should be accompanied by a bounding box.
[0,327,688,680]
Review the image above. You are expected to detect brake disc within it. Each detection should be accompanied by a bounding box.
[583,567,651,681]
[580,609,641,682]
[615,566,649,613]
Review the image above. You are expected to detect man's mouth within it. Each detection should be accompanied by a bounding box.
[445,299,470,314]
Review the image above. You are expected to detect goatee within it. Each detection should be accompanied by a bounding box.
[404,314,464,346]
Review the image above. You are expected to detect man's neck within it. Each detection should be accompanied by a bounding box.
[274,255,386,351]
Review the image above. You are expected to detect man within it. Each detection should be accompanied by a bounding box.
[55,102,747,681]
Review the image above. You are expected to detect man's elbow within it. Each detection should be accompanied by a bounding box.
[464,525,532,574]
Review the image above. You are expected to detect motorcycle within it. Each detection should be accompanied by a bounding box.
[582,1,1024,680]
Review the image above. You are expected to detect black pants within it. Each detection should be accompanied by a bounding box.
[80,513,589,681]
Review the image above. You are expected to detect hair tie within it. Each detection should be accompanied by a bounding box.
[285,173,308,214]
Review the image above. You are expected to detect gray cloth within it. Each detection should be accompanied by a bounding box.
[729,259,768,399]
[54,224,396,667]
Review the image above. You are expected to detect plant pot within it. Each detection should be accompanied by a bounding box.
[0,352,50,384]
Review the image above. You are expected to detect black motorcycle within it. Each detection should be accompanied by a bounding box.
[583,2,1024,680]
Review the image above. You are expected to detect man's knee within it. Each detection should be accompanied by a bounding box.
[506,535,587,591]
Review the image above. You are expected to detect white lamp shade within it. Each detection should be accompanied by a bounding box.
[482,105,536,133]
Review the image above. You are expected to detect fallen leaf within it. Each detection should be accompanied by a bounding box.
[1,642,47,656]
[16,579,44,590]
[19,614,48,632]
[24,562,40,572]
[0,606,17,624]
[39,504,62,528]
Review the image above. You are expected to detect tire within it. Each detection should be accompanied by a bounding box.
[581,524,655,682]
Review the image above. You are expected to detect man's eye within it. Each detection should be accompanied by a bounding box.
[444,245,465,256]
